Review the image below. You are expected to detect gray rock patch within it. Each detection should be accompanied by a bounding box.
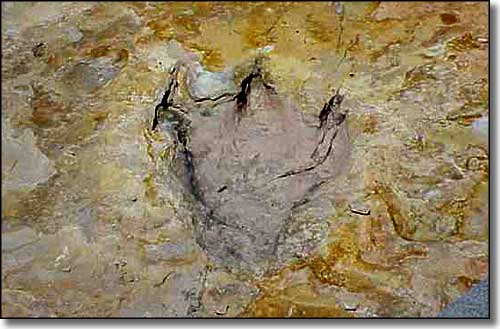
[1,226,39,252]
[1,121,56,192]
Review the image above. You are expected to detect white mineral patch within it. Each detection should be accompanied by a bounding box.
[1,120,56,192]
[334,2,344,15]
[187,63,236,99]
[424,43,445,57]
[260,45,275,54]
[64,25,84,43]
[146,40,199,73]
[472,116,488,137]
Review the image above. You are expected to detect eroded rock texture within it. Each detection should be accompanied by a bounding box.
[1,1,488,318]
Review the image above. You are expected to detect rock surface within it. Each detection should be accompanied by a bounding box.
[1,2,488,318]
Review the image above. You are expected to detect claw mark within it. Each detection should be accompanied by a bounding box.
[311,88,345,159]
[273,89,347,181]
[150,64,199,203]
[233,59,276,122]
[151,67,179,131]
[234,71,259,119]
